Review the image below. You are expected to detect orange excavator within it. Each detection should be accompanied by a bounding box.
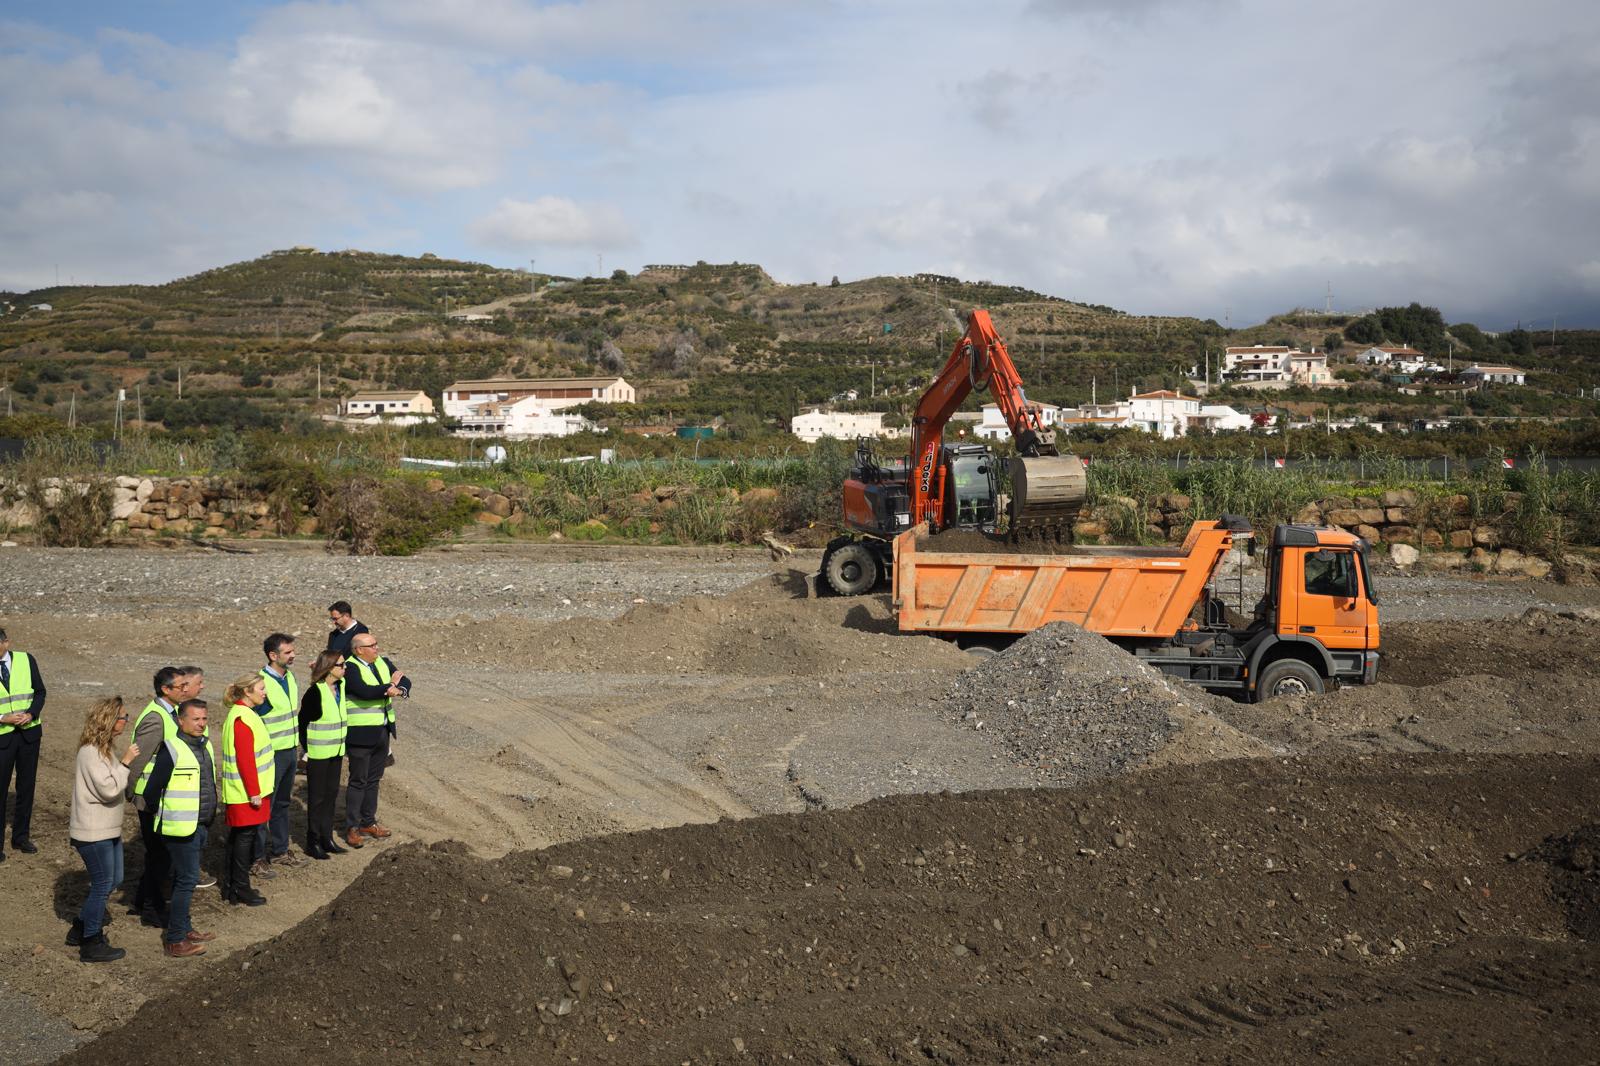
[819,310,1087,595]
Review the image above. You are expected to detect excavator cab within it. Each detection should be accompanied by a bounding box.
[944,445,999,531]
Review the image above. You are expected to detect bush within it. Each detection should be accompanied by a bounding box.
[318,477,480,556]
[20,477,113,547]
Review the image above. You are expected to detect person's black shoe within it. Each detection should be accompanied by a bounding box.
[79,934,126,964]
[322,837,347,855]
[228,888,267,907]
[139,907,168,929]
[65,918,84,947]
[13,838,37,854]
[305,842,330,861]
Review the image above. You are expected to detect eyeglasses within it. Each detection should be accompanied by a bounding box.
[115,715,129,722]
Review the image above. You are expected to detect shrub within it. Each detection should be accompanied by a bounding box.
[318,476,479,556]
[21,477,113,547]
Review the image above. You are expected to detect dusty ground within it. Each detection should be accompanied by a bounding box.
[1,540,1598,1063]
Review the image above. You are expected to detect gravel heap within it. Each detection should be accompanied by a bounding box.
[942,622,1208,785]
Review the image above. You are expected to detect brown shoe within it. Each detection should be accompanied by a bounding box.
[185,930,216,943]
[164,939,206,958]
[250,860,278,880]
[358,824,392,839]
[270,851,300,866]
[344,830,365,849]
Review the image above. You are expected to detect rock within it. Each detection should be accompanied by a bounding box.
[114,475,141,489]
[1382,525,1415,544]
[1356,508,1386,526]
[295,517,319,536]
[1355,524,1382,544]
[1473,526,1500,548]
[1421,528,1445,549]
[549,864,574,879]
[1445,493,1471,516]
[1448,529,1474,550]
[1292,504,1323,526]
[484,493,512,518]
[474,511,504,527]
[1468,547,1495,570]
[1353,496,1380,509]
[112,499,140,521]
[147,514,166,531]
[1325,509,1362,528]
[1380,489,1418,508]
[1388,544,1420,569]
[1384,507,1409,524]
[425,478,447,493]
[1523,557,1553,580]
[1072,519,1107,540]
[136,478,154,501]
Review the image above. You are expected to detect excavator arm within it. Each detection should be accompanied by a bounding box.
[908,310,1086,533]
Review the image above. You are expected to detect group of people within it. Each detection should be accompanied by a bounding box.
[0,602,413,964]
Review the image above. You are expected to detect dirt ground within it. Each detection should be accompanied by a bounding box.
[1,540,1598,1063]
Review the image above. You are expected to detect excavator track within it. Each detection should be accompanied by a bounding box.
[1008,455,1088,534]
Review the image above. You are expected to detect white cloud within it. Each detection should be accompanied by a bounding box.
[469,196,635,249]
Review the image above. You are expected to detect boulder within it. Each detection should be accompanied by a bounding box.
[1354,496,1381,509]
[483,492,513,518]
[1292,504,1323,526]
[114,475,141,490]
[1380,489,1418,509]
[136,478,154,502]
[1322,496,1354,511]
[1325,509,1363,527]
[425,478,447,493]
[186,502,206,521]
[295,517,320,536]
[1419,551,1466,571]
[1382,525,1415,544]
[208,511,226,526]
[1160,493,1192,514]
[112,499,140,521]
[1356,508,1386,526]
[1388,543,1420,568]
[1355,524,1382,543]
[474,511,503,526]
[1448,529,1474,550]
[1473,526,1500,548]
[1445,493,1471,516]
[126,510,151,529]
[1072,519,1107,540]
[1384,507,1409,524]
[1421,528,1444,549]
[1523,557,1553,579]
[1468,547,1494,569]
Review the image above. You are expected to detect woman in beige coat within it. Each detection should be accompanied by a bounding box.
[69,697,139,963]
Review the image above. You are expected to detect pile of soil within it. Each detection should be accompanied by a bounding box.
[63,754,1600,1066]
[919,528,1084,555]
[1377,607,1600,686]
[1528,825,1600,941]
[940,622,1219,784]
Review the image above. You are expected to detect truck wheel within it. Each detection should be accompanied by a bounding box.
[1256,659,1325,701]
[823,542,879,596]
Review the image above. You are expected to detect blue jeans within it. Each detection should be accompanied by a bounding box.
[163,824,208,944]
[257,747,299,859]
[72,837,123,939]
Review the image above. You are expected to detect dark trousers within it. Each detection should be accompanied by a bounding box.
[133,808,171,915]
[258,747,298,858]
[305,757,341,844]
[225,824,257,900]
[164,824,208,944]
[345,734,389,830]
[0,731,41,844]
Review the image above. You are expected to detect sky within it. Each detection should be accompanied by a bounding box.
[2,0,1598,329]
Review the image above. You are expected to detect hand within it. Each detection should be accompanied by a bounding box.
[249,796,262,809]
[385,685,403,697]
[392,670,406,682]
[121,743,141,766]
[3,712,26,725]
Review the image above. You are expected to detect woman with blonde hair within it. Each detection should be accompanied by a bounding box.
[219,674,274,906]
[69,696,139,963]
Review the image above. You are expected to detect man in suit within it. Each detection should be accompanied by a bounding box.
[0,626,46,860]
[326,601,369,658]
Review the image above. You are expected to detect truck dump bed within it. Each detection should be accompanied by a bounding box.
[892,520,1238,639]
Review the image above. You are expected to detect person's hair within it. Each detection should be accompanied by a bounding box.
[224,674,264,708]
[263,632,295,658]
[310,650,346,685]
[0,627,8,641]
[177,699,207,719]
[177,665,203,679]
[77,696,125,760]
[153,665,183,696]
[328,601,353,617]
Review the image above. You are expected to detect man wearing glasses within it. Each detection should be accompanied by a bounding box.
[0,626,46,860]
[341,635,409,848]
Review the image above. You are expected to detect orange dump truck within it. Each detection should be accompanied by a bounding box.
[892,516,1380,701]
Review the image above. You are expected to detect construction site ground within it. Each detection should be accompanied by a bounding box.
[1,541,1597,1063]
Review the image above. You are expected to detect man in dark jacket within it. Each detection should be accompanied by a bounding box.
[326,601,369,657]
[341,634,409,848]
[0,626,46,860]
[142,699,218,958]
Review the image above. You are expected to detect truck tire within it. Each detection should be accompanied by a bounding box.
[823,542,879,596]
[1255,659,1325,702]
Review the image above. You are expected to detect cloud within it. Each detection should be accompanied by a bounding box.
[469,196,636,249]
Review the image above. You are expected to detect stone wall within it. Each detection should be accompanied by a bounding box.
[109,477,318,539]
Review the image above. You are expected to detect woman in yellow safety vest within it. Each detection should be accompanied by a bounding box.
[220,675,275,907]
[298,652,349,861]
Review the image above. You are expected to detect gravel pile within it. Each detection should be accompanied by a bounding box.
[942,622,1206,785]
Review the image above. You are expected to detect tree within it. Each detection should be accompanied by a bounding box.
[610,268,630,282]
[1323,332,1344,351]
[597,339,627,374]
[1344,316,1383,345]
[829,276,840,287]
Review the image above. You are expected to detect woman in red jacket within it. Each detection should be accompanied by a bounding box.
[221,674,274,906]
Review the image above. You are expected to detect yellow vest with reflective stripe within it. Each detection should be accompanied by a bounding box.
[155,737,213,837]
[305,681,347,760]
[0,652,38,734]
[345,656,393,728]
[257,667,300,751]
[133,700,179,797]
[220,705,276,805]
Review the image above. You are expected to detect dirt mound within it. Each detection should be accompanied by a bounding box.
[940,622,1219,785]
[1377,607,1600,687]
[920,528,1085,555]
[62,754,1600,1066]
[1528,824,1600,940]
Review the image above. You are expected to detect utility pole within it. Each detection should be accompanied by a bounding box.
[136,385,143,423]
[530,259,537,296]
[596,252,603,277]
[178,364,184,399]
[317,356,323,404]
[68,387,76,428]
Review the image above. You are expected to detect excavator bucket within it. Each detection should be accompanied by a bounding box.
[1008,455,1088,535]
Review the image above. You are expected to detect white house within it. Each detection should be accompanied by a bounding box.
[790,408,899,443]
[1128,389,1201,439]
[1460,365,1527,386]
[1197,404,1253,432]
[1223,346,1330,385]
[1357,345,1426,366]
[453,395,601,439]
[442,376,634,418]
[341,390,436,417]
[973,402,1060,441]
